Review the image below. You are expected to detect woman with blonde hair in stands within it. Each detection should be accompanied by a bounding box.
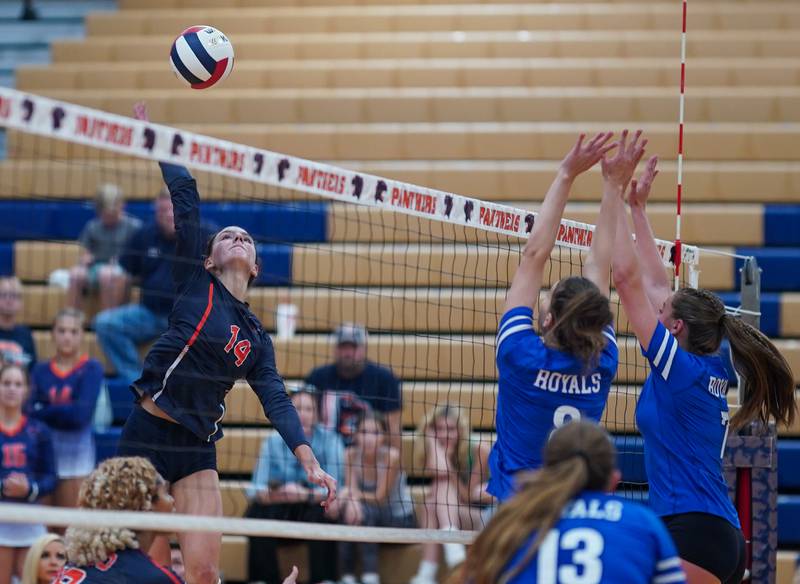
[409,404,491,584]
[453,421,686,584]
[0,363,57,584]
[59,456,300,584]
[21,533,66,584]
[29,308,103,510]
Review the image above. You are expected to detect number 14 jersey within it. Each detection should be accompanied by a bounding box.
[489,306,618,501]
[506,492,686,584]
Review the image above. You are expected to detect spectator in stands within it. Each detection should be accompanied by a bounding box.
[93,189,180,385]
[333,411,415,584]
[20,0,37,21]
[29,309,103,510]
[66,184,141,312]
[21,533,66,584]
[245,385,344,584]
[410,405,492,584]
[0,276,36,370]
[0,364,57,584]
[306,323,402,451]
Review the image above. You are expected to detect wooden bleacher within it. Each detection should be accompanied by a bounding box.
[6,0,800,581]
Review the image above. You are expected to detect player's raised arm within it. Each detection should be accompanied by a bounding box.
[133,102,204,282]
[627,156,671,312]
[503,132,614,314]
[583,130,646,296]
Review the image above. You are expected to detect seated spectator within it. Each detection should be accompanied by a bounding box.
[410,405,492,584]
[0,364,57,584]
[29,309,103,509]
[334,412,415,584]
[245,385,344,584]
[21,533,66,584]
[306,323,402,451]
[0,276,36,370]
[66,184,141,312]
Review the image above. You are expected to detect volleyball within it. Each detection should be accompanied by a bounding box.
[169,25,234,89]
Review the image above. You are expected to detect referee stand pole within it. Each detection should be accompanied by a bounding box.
[724,257,778,583]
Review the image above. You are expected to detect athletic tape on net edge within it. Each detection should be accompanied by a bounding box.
[0,87,698,267]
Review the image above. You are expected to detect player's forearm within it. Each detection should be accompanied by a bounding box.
[611,202,641,287]
[630,203,670,294]
[584,182,622,291]
[524,170,574,260]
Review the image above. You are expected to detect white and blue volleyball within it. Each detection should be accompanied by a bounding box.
[170,26,234,89]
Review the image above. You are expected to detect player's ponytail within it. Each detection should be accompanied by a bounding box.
[543,277,613,371]
[722,314,796,429]
[671,288,796,430]
[454,421,616,584]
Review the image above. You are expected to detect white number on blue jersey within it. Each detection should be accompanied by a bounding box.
[536,527,604,584]
[553,405,581,429]
[720,411,730,458]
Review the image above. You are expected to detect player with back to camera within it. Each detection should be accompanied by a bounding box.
[489,130,645,502]
[611,154,797,584]
[58,457,300,584]
[454,421,687,584]
[117,103,336,584]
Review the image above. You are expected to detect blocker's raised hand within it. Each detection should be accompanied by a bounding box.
[628,155,660,208]
[559,131,616,180]
[601,129,647,188]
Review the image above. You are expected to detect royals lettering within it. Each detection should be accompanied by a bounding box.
[533,370,601,394]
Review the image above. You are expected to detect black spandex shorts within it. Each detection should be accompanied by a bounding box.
[662,512,746,584]
[117,405,217,483]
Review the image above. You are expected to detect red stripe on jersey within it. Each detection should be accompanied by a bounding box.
[147,556,184,584]
[187,283,215,348]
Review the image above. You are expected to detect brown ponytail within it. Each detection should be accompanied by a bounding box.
[453,421,616,584]
[543,277,613,372]
[671,288,796,430]
[722,315,796,429]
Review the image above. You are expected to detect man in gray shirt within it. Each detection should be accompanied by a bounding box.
[66,183,140,311]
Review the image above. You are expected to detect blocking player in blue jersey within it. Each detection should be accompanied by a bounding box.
[460,421,686,584]
[29,308,103,509]
[489,130,645,502]
[611,155,796,584]
[0,363,56,580]
[117,103,336,584]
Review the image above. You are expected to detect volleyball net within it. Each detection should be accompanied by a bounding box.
[0,88,758,555]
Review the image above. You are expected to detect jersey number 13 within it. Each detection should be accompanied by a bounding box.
[536,527,604,584]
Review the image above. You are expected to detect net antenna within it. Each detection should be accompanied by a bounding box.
[673,0,689,291]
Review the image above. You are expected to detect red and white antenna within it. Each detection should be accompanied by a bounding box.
[674,0,688,290]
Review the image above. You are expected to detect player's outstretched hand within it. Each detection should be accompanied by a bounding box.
[304,461,338,508]
[601,129,647,189]
[133,101,150,122]
[281,566,299,584]
[627,155,659,208]
[559,132,616,181]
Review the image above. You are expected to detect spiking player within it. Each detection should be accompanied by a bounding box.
[612,155,796,584]
[460,421,687,584]
[489,130,645,502]
[116,103,336,584]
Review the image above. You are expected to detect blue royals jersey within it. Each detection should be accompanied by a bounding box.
[636,322,740,528]
[489,307,618,501]
[132,163,307,451]
[505,492,686,584]
[0,416,56,501]
[58,549,183,583]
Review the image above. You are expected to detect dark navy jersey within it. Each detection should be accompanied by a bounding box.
[0,416,56,501]
[29,356,104,431]
[504,492,686,584]
[132,163,307,451]
[489,306,618,501]
[58,549,183,583]
[637,322,740,528]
